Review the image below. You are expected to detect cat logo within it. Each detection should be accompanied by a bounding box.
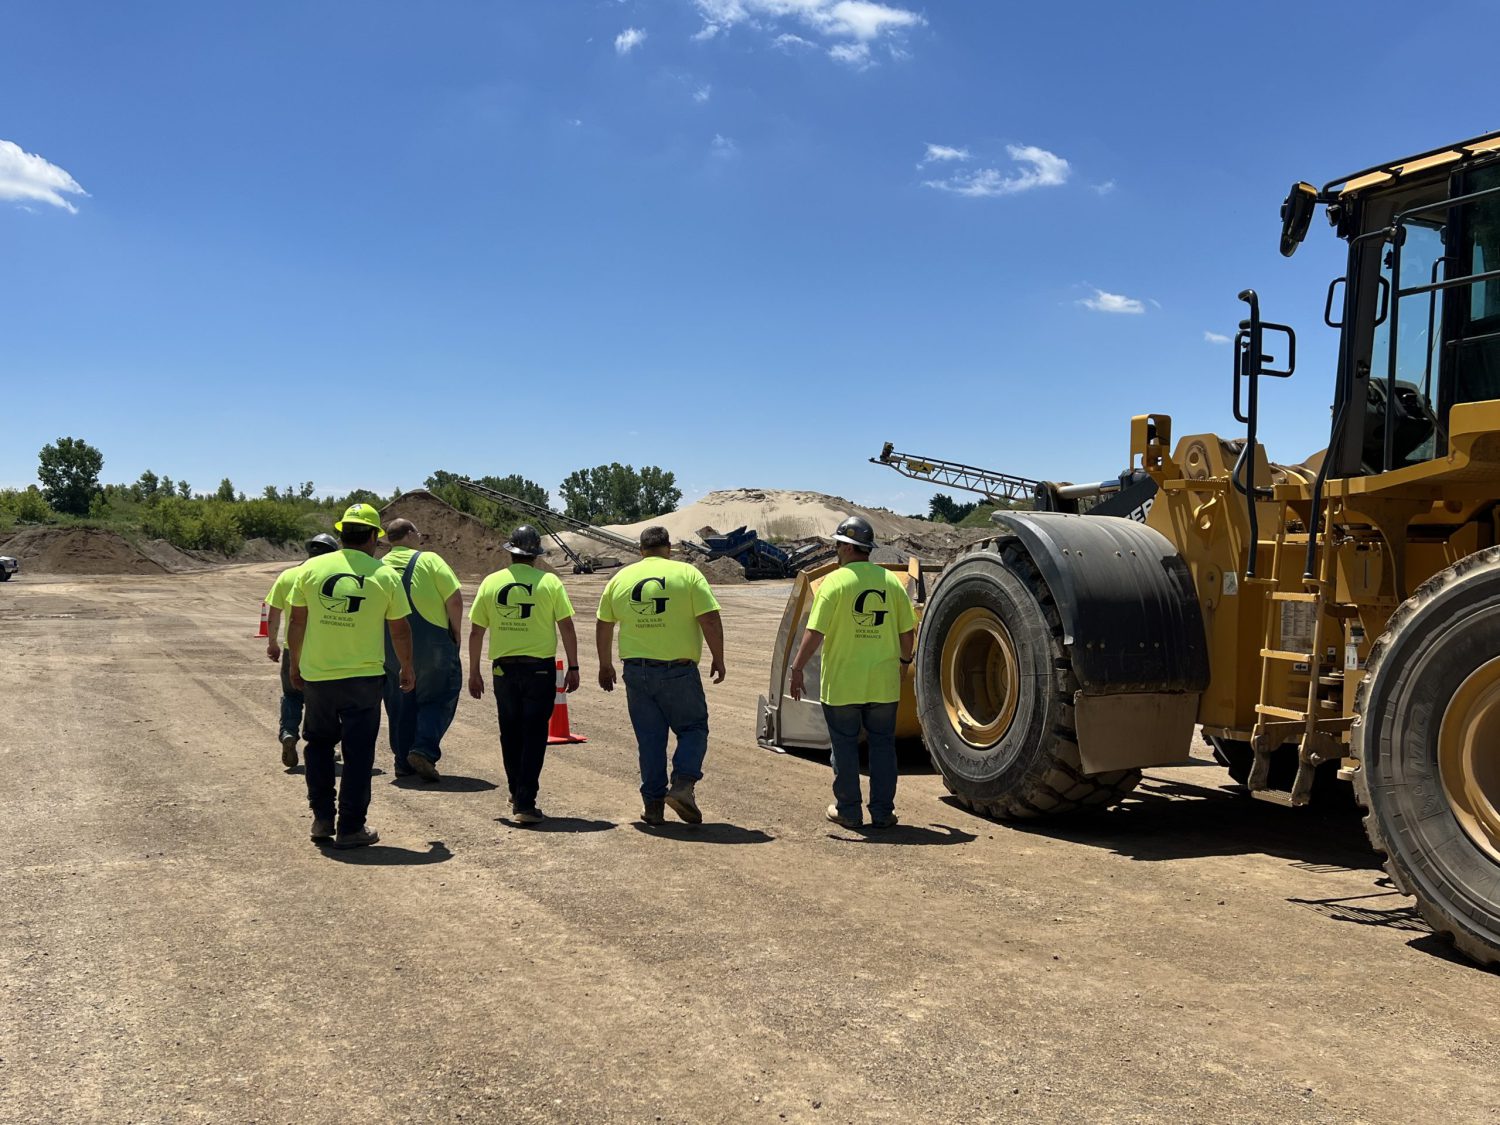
[318,573,367,614]
[631,576,670,616]
[496,582,534,620]
[853,588,888,627]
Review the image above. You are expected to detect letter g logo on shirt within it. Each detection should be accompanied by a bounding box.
[852,588,888,627]
[630,576,670,616]
[318,573,367,614]
[497,582,535,620]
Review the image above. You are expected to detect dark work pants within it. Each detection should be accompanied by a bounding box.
[384,615,461,770]
[493,658,556,811]
[302,675,384,833]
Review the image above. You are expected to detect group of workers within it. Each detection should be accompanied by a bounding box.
[264,503,915,849]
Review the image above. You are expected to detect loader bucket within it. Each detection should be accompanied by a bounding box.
[756,557,934,753]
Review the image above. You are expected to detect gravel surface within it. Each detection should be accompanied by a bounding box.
[3,566,1499,1123]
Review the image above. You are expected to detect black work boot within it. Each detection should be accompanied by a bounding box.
[665,779,702,825]
[641,799,666,826]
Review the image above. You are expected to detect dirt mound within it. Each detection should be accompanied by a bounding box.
[694,556,748,585]
[0,527,169,575]
[236,537,303,564]
[380,491,557,578]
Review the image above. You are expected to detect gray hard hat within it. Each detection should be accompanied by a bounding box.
[504,525,547,556]
[305,532,340,557]
[832,514,876,549]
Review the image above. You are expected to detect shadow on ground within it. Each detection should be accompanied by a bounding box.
[318,840,453,866]
[771,741,936,775]
[392,774,498,793]
[496,816,615,833]
[827,823,975,846]
[630,822,775,844]
[960,775,1382,871]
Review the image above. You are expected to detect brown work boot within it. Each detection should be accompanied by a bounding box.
[280,732,299,769]
[826,803,862,829]
[665,779,702,824]
[333,826,379,849]
[512,806,546,826]
[407,753,440,782]
[309,816,335,842]
[641,799,666,826]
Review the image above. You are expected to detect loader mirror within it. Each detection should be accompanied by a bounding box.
[1279,182,1318,257]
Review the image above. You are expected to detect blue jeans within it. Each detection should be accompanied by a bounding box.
[384,618,461,769]
[623,661,709,801]
[279,652,304,740]
[822,701,899,821]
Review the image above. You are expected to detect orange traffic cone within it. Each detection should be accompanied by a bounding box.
[257,602,270,638]
[547,658,587,745]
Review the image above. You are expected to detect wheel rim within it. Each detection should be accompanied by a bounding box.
[939,607,1020,748]
[1438,656,1500,866]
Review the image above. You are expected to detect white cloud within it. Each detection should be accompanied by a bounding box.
[691,1,924,63]
[922,144,1070,198]
[0,140,87,213]
[615,27,647,55]
[1079,289,1147,315]
[1204,330,1231,344]
[693,83,712,103]
[1092,179,1116,196]
[920,143,969,166]
[711,133,738,158]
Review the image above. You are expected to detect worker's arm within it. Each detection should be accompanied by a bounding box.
[900,628,915,663]
[265,606,283,662]
[558,617,580,693]
[468,623,487,699]
[698,609,726,684]
[787,628,824,701]
[444,590,464,647]
[389,618,415,691]
[597,620,617,692]
[287,607,308,690]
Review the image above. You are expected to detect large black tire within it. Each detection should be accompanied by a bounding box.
[915,538,1140,818]
[1354,546,1500,968]
[0,571,10,582]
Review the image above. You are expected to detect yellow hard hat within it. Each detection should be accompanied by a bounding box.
[335,503,385,536]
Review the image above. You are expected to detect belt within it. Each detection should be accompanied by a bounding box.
[493,655,556,668]
[622,657,695,667]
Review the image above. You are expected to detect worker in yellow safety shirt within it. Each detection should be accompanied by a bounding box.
[597,525,726,827]
[467,525,579,826]
[288,504,414,849]
[264,532,339,769]
[379,517,463,783]
[789,515,915,830]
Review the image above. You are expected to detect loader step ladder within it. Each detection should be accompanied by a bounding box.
[1246,496,1353,806]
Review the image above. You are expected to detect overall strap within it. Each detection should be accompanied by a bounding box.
[401,550,422,600]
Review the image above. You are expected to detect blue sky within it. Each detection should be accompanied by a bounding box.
[3,0,1495,514]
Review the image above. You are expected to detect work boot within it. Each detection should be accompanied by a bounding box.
[665,779,702,825]
[280,732,299,769]
[309,816,335,842]
[641,799,666,826]
[333,826,379,849]
[407,753,440,782]
[512,806,546,826]
[826,803,862,829]
[868,812,899,830]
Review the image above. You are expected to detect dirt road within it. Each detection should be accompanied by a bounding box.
[3,565,1498,1123]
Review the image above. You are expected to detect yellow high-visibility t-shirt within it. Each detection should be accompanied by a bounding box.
[288,549,412,682]
[597,557,720,662]
[382,546,461,630]
[806,562,916,706]
[470,563,574,662]
[265,562,303,642]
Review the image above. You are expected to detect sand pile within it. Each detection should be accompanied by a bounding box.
[694,556,748,585]
[381,491,557,578]
[0,527,171,575]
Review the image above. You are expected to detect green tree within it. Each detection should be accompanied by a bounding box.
[216,478,236,502]
[37,436,104,515]
[424,471,550,529]
[136,470,160,502]
[177,480,191,499]
[929,493,978,524]
[559,463,680,524]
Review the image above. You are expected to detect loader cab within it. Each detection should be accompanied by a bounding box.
[1323,140,1500,478]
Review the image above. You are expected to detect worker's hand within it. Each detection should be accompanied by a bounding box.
[400,665,416,692]
[598,663,616,692]
[788,666,804,701]
[266,639,281,663]
[709,656,726,684]
[468,671,484,700]
[564,667,580,694]
[289,664,304,691]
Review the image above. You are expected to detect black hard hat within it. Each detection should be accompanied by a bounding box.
[305,532,339,557]
[832,515,876,549]
[504,525,547,556]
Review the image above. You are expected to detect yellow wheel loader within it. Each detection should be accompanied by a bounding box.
[766,131,1500,967]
